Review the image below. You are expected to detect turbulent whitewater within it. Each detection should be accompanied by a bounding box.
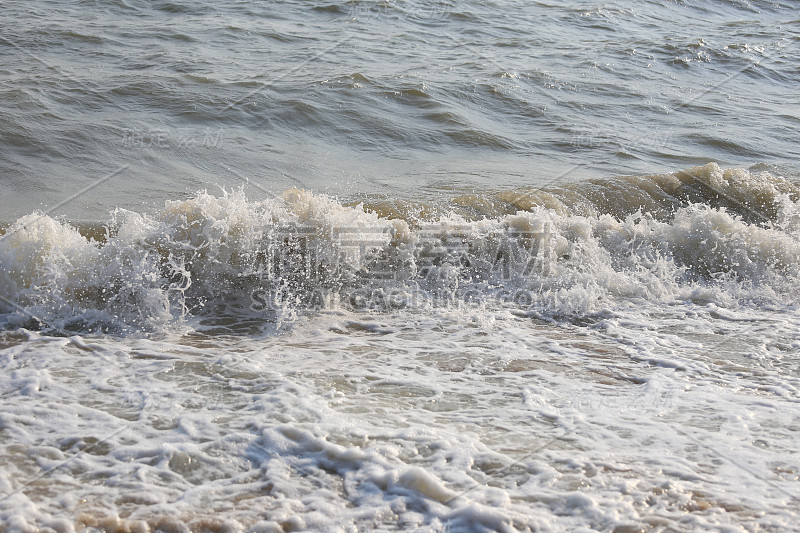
[2,163,800,333]
[1,164,799,531]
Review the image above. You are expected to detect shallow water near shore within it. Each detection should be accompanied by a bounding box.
[2,163,800,531]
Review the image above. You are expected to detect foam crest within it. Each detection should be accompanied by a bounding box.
[1,165,798,333]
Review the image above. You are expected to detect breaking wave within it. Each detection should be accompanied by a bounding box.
[1,163,799,334]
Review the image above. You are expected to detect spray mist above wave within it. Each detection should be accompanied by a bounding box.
[0,163,798,334]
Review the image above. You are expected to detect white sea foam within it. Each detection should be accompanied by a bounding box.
[1,301,798,531]
[1,164,798,335]
[1,166,799,531]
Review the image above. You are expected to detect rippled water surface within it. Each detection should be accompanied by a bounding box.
[2,0,799,217]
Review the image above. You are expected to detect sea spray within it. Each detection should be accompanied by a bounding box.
[1,164,798,334]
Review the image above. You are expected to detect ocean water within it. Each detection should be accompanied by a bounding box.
[1,1,799,532]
